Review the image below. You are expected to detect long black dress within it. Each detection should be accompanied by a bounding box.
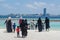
[37,18,42,32]
[7,20,12,32]
[20,20,25,37]
[45,17,50,30]
[24,19,28,36]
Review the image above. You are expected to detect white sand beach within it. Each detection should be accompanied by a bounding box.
[0,29,60,40]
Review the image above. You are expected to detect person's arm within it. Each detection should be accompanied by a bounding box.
[4,20,7,24]
[44,20,46,24]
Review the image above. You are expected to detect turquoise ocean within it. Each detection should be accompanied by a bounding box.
[0,18,60,30]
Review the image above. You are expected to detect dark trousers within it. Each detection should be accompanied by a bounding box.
[17,32,19,37]
[22,30,25,36]
[24,29,27,36]
[38,26,42,32]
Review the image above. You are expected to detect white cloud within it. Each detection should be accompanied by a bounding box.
[50,4,55,7]
[15,2,20,6]
[1,3,14,10]
[0,2,22,14]
[26,2,60,15]
[0,0,5,2]
[26,2,47,8]
[34,2,39,6]
[26,4,37,9]
[39,2,47,6]
[58,5,60,8]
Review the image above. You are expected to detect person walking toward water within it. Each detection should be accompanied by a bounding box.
[37,17,43,32]
[45,17,50,31]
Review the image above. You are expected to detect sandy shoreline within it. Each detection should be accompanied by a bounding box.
[0,29,60,40]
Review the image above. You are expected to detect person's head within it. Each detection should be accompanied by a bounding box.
[25,19,27,22]
[33,20,34,21]
[46,17,48,19]
[38,17,41,20]
[22,19,24,23]
[14,23,16,25]
[38,17,42,22]
[17,26,19,28]
[8,17,11,20]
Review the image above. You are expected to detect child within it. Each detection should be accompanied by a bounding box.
[16,26,20,37]
[13,23,16,32]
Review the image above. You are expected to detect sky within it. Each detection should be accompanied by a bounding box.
[0,0,60,15]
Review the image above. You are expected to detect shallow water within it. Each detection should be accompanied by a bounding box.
[0,18,60,30]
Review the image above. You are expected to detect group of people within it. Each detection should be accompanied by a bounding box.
[4,17,50,38]
[5,17,28,38]
[28,17,50,32]
[19,18,28,38]
[37,17,50,32]
[5,17,17,33]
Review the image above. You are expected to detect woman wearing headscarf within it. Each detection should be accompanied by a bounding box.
[45,17,50,31]
[24,19,28,36]
[19,16,22,30]
[20,19,25,38]
[37,17,42,32]
[7,17,12,32]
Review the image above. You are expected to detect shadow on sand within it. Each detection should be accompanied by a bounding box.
[14,36,26,38]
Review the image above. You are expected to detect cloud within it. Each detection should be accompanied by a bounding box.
[15,2,20,6]
[26,2,60,15]
[26,2,47,9]
[26,2,56,9]
[0,0,5,2]
[0,2,19,10]
[26,4,37,9]
[1,3,14,10]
